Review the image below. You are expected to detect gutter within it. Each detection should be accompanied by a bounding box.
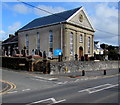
[18,21,66,32]
[2,41,18,45]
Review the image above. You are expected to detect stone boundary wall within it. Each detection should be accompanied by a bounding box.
[50,61,119,74]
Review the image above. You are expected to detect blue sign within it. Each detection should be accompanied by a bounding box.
[54,49,62,55]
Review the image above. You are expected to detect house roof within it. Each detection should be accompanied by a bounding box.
[18,7,82,31]
[2,35,18,45]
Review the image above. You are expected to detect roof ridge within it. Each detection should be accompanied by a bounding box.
[35,6,82,20]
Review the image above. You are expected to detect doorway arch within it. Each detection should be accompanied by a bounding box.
[79,46,83,59]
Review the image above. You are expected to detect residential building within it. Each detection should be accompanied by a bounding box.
[2,34,18,56]
[94,41,104,55]
[17,6,95,60]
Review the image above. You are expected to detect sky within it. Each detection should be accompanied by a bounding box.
[0,1,119,46]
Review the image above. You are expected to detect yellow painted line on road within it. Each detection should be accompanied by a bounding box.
[0,80,16,95]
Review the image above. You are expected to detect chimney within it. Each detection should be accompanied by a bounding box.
[9,34,14,38]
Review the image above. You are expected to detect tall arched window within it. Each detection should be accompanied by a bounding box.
[37,32,40,50]
[25,34,29,49]
[80,34,83,42]
[70,32,73,55]
[88,37,90,54]
[49,30,53,52]
[25,34,29,55]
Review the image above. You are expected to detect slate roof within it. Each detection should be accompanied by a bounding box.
[19,7,81,31]
[2,35,18,45]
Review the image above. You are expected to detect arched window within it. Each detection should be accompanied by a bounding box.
[49,30,53,52]
[88,37,90,54]
[25,34,29,49]
[70,32,73,55]
[37,32,40,50]
[80,34,83,42]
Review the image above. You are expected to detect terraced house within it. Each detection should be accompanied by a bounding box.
[17,6,95,61]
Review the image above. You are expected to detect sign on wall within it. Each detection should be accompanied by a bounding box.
[54,49,62,55]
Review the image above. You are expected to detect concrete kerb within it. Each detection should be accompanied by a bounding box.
[49,68,119,78]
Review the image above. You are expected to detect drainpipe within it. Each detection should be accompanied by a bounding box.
[60,23,63,50]
[60,22,63,51]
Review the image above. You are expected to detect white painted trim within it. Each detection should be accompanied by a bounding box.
[66,7,83,22]
[81,7,95,31]
[66,7,95,31]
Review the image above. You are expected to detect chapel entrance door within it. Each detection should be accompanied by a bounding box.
[79,46,83,59]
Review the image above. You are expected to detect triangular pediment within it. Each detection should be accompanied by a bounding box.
[66,7,95,31]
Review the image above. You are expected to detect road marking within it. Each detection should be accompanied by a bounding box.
[0,83,9,93]
[78,84,118,94]
[26,97,66,105]
[75,79,80,82]
[34,76,58,81]
[0,80,16,95]
[31,78,53,82]
[8,91,18,94]
[89,84,119,94]
[22,89,30,92]
[57,81,68,85]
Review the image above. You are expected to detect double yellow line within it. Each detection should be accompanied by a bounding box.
[0,80,16,95]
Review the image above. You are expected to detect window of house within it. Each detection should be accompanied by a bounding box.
[25,34,29,49]
[88,37,90,54]
[49,30,53,52]
[80,34,83,42]
[37,32,40,50]
[70,32,73,55]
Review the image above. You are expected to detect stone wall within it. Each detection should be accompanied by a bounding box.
[50,61,119,74]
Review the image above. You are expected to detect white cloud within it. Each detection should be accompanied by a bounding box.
[1,22,21,41]
[0,30,6,41]
[34,5,66,16]
[91,3,118,45]
[13,4,30,14]
[8,22,21,33]
[0,30,5,34]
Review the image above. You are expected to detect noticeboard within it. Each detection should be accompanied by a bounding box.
[54,49,62,55]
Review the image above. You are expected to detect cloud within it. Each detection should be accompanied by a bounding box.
[0,30,5,34]
[8,22,21,33]
[34,5,66,16]
[13,4,30,14]
[90,3,118,45]
[0,30,6,41]
[1,22,21,41]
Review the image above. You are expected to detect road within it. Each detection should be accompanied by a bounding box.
[1,68,120,104]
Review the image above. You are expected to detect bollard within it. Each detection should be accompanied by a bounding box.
[104,70,106,75]
[82,70,85,76]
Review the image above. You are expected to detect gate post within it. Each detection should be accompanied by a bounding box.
[28,58,35,72]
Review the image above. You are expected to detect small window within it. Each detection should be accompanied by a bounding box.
[80,34,83,42]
